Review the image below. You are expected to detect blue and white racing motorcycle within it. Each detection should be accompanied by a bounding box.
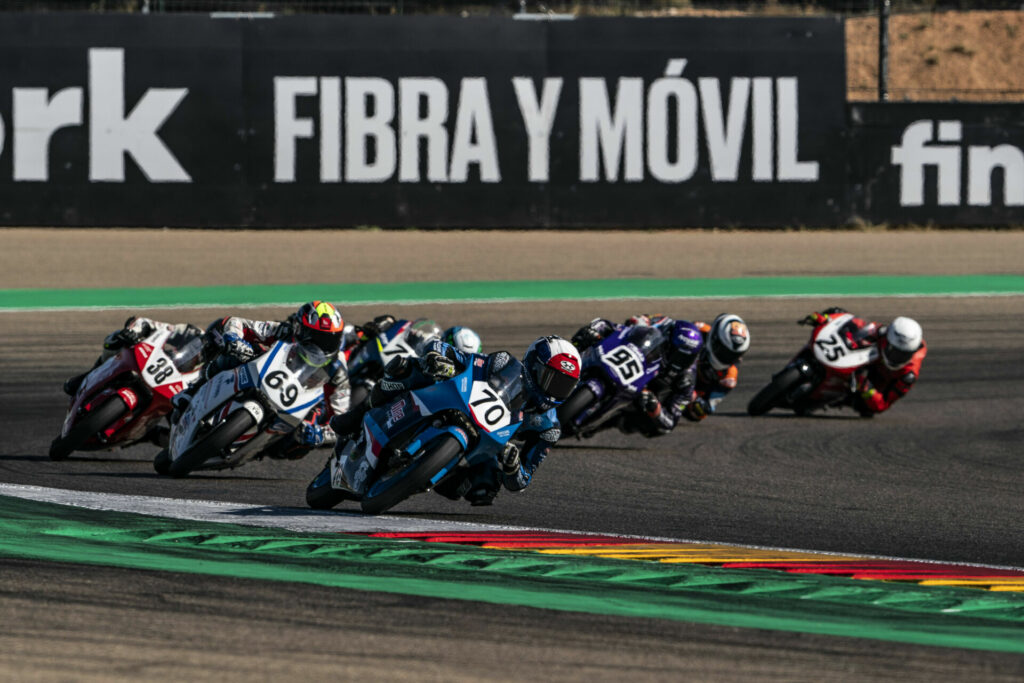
[155,340,330,477]
[306,354,525,514]
[557,325,665,438]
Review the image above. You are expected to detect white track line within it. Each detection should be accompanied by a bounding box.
[3,483,1022,572]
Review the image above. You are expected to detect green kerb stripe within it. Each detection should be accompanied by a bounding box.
[3,275,1024,310]
[2,495,1023,653]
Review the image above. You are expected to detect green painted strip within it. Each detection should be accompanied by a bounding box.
[2,495,1023,653]
[2,275,1024,311]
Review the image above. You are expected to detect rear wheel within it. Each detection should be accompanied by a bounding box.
[747,367,804,416]
[49,396,129,461]
[556,386,597,437]
[168,410,255,478]
[360,435,464,515]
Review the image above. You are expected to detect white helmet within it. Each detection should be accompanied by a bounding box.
[882,317,922,369]
[705,313,750,371]
[443,326,483,354]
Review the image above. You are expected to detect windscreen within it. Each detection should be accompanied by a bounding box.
[625,326,666,364]
[167,337,205,374]
[285,343,331,390]
[487,355,525,415]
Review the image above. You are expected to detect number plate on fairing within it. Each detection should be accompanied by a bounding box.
[812,314,878,369]
[601,345,646,385]
[468,381,512,432]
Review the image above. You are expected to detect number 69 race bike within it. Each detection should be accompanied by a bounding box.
[306,354,525,515]
[50,327,206,460]
[556,325,665,438]
[747,313,879,416]
[155,340,331,477]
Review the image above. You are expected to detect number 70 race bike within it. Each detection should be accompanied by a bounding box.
[305,354,525,514]
[747,313,879,416]
[155,340,331,477]
[50,327,206,460]
[556,325,665,438]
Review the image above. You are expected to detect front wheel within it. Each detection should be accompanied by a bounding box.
[305,462,355,510]
[153,448,172,475]
[556,386,598,438]
[49,396,129,460]
[168,410,255,478]
[747,367,805,416]
[360,434,464,515]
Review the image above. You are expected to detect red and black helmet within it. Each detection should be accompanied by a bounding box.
[295,301,345,355]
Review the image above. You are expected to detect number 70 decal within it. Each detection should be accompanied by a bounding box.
[468,382,512,432]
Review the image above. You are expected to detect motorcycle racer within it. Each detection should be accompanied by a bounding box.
[331,335,580,505]
[800,307,926,416]
[63,316,208,398]
[174,301,352,455]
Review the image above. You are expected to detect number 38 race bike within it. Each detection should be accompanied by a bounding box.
[747,312,879,416]
[155,340,332,477]
[557,325,665,438]
[306,353,525,514]
[50,327,206,460]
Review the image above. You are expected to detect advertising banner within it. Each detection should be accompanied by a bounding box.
[0,14,846,227]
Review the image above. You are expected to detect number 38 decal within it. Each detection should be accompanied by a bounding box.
[468,382,512,432]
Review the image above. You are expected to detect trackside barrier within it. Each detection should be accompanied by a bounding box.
[0,14,1019,227]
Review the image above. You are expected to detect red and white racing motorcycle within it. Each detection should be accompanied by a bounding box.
[747,313,879,416]
[155,339,331,477]
[50,327,206,460]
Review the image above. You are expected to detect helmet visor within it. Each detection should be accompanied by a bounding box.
[883,343,915,368]
[299,326,342,355]
[710,335,742,367]
[533,363,578,401]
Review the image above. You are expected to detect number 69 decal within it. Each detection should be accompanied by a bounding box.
[468,382,512,432]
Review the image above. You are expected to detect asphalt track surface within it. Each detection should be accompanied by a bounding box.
[2,230,1024,680]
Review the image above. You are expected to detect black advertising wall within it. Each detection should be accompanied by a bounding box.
[0,14,848,227]
[849,103,1024,226]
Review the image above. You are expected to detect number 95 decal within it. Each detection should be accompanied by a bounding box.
[601,346,644,384]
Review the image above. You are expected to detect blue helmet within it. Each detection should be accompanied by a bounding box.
[666,320,704,371]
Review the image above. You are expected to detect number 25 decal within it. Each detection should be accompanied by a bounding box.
[815,334,846,362]
[469,383,511,431]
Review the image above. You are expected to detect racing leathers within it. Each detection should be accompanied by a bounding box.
[571,315,699,437]
[685,320,741,422]
[331,339,561,505]
[803,308,927,417]
[188,315,352,451]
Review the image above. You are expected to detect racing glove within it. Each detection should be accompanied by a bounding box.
[293,422,337,448]
[636,389,662,418]
[798,312,828,326]
[420,351,456,381]
[571,326,603,350]
[275,321,294,341]
[362,314,396,338]
[684,397,710,421]
[500,442,521,475]
[223,333,256,362]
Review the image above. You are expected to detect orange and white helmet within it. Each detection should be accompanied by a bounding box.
[705,313,750,370]
[295,301,345,355]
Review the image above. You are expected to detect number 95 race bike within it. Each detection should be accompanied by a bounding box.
[155,340,332,477]
[50,327,206,461]
[557,325,665,438]
[747,312,879,416]
[305,354,525,515]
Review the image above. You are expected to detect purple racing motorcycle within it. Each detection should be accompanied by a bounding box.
[557,325,665,439]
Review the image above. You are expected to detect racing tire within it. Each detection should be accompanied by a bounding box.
[305,463,355,510]
[747,367,804,416]
[49,396,129,461]
[556,386,597,437]
[168,410,255,478]
[153,448,172,475]
[360,434,464,515]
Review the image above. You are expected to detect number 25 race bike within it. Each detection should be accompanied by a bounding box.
[155,340,331,477]
[50,327,206,460]
[747,313,879,416]
[306,354,525,514]
[557,325,665,438]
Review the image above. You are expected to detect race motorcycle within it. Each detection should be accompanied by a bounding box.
[557,325,665,438]
[50,326,205,460]
[345,318,426,409]
[305,354,525,514]
[155,339,331,477]
[747,312,879,416]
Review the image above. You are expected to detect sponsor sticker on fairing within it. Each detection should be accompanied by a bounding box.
[389,398,406,423]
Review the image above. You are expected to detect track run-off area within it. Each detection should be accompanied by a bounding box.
[2,229,1023,680]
